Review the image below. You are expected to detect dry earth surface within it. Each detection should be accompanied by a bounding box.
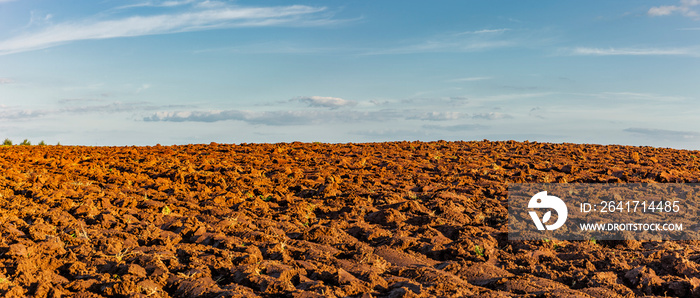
[1,141,700,297]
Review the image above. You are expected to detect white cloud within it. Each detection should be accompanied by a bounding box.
[648,5,681,16]
[407,111,511,121]
[569,47,698,56]
[0,109,49,120]
[408,111,465,121]
[648,0,700,19]
[136,84,151,93]
[294,96,357,109]
[143,109,403,125]
[0,5,330,55]
[0,78,15,84]
[472,112,512,120]
[0,101,177,121]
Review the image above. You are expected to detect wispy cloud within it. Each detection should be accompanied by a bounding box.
[293,96,357,109]
[143,109,401,125]
[0,109,49,120]
[114,0,199,10]
[0,4,333,55]
[529,107,546,119]
[595,92,687,102]
[648,0,700,19]
[423,124,487,131]
[365,40,514,55]
[457,28,510,35]
[0,101,178,121]
[624,127,700,141]
[58,98,105,104]
[0,78,15,84]
[407,111,511,121]
[472,112,512,120]
[362,28,526,55]
[352,129,431,139]
[448,76,493,82]
[568,47,698,56]
[408,111,465,121]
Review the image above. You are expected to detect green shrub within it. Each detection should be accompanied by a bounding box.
[20,139,31,146]
[38,140,46,146]
[2,139,11,146]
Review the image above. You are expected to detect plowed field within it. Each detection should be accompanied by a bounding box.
[1,141,700,297]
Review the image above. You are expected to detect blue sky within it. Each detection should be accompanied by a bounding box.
[1,0,699,148]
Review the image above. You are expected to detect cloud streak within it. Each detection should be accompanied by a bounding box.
[648,0,700,19]
[294,96,357,109]
[569,47,698,56]
[423,124,487,131]
[457,28,511,35]
[143,109,406,125]
[0,101,179,121]
[448,76,493,82]
[361,28,528,55]
[624,127,700,141]
[0,4,331,55]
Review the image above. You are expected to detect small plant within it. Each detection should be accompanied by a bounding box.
[308,203,317,212]
[474,245,484,257]
[114,249,132,262]
[77,225,90,241]
[2,138,12,145]
[260,195,271,202]
[161,205,171,215]
[589,237,597,245]
[38,140,46,146]
[142,285,159,296]
[20,139,31,145]
[177,271,197,279]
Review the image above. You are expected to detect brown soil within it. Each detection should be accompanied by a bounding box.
[1,141,699,297]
